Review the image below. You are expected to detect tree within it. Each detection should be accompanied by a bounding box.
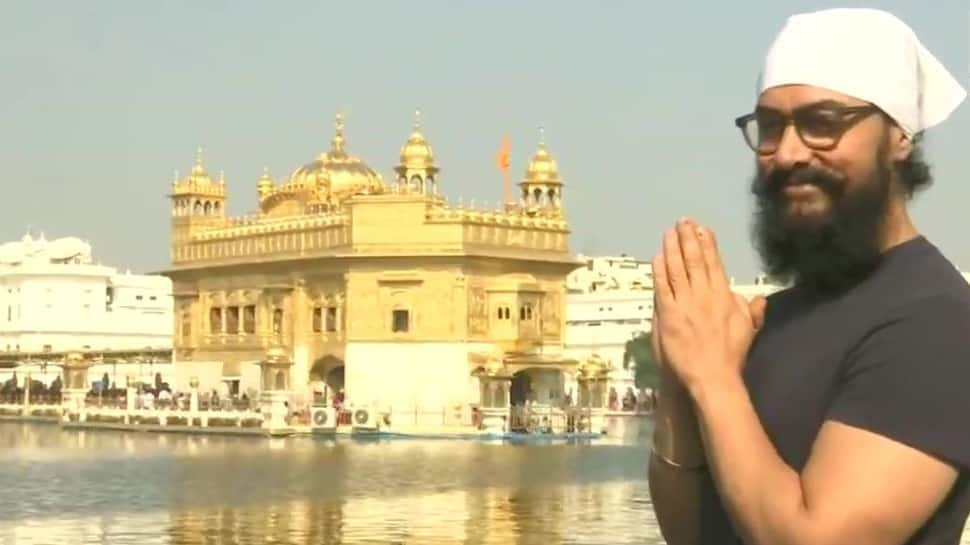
[623,331,659,390]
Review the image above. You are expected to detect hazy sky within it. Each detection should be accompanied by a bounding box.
[0,1,967,279]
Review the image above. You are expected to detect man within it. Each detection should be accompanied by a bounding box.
[648,8,969,545]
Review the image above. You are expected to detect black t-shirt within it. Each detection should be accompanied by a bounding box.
[717,236,970,544]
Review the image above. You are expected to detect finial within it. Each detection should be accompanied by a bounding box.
[413,108,422,131]
[334,112,344,136]
[173,170,179,183]
[195,146,204,166]
[219,170,225,183]
[538,126,546,147]
[262,166,270,178]
[332,112,346,151]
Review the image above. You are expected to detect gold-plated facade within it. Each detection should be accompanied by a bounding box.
[164,114,578,396]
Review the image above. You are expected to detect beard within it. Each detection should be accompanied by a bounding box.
[750,145,893,295]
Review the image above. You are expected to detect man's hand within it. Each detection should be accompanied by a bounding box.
[651,218,764,391]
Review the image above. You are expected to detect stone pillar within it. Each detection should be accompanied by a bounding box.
[259,346,294,436]
[290,281,311,394]
[61,352,91,423]
[22,371,31,408]
[126,375,136,411]
[189,376,200,424]
[576,355,609,434]
[475,361,511,434]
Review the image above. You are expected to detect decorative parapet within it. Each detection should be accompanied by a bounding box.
[426,206,567,231]
[189,213,350,242]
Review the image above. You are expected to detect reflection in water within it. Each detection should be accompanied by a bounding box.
[0,423,658,544]
[3,423,969,545]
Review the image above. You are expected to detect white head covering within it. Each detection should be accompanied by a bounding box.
[759,8,966,135]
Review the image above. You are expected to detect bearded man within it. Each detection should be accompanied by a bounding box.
[648,8,970,545]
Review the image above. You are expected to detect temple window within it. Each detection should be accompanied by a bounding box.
[226,306,239,334]
[496,306,511,320]
[392,309,410,333]
[273,308,283,335]
[520,303,534,321]
[181,312,191,339]
[210,307,223,334]
[312,307,322,333]
[326,306,338,332]
[243,305,256,334]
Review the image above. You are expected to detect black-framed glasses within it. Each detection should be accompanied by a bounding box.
[734,104,881,154]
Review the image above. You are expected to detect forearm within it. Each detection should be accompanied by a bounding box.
[652,365,705,466]
[690,374,815,545]
[649,452,728,545]
[649,365,721,545]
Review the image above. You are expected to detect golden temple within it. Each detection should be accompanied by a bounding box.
[163,111,579,411]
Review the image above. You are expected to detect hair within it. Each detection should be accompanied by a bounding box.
[897,132,932,198]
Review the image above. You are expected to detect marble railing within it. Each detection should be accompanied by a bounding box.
[0,400,61,419]
[66,405,264,429]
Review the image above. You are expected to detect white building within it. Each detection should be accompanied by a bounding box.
[730,273,786,301]
[0,233,173,355]
[564,255,785,405]
[564,255,654,402]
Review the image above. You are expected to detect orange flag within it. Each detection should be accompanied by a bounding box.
[496,135,511,171]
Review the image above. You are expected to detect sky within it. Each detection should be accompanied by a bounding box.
[0,1,967,279]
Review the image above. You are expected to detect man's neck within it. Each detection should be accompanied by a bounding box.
[880,205,919,252]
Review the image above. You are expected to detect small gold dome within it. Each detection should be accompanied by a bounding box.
[287,113,383,202]
[257,167,274,195]
[189,147,211,182]
[578,354,608,377]
[524,130,562,185]
[398,110,436,168]
[64,351,86,365]
[265,346,292,365]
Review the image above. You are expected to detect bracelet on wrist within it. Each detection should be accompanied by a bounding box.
[651,446,707,471]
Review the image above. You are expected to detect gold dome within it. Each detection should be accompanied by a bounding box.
[257,167,274,195]
[287,113,384,202]
[264,346,292,365]
[523,129,562,185]
[189,147,212,182]
[398,110,436,168]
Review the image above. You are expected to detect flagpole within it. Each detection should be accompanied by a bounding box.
[503,168,511,208]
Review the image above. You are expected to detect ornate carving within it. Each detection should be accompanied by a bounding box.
[468,286,487,335]
[542,290,561,336]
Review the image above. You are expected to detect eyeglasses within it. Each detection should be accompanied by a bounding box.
[734,103,881,154]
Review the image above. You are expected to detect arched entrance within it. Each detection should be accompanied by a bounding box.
[325,366,344,394]
[309,354,344,405]
[510,368,565,407]
[510,371,532,406]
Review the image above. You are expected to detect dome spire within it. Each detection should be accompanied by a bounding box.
[413,108,422,131]
[191,146,207,176]
[331,112,346,153]
[538,125,546,147]
[257,166,274,198]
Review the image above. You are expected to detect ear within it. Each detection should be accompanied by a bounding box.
[889,124,914,162]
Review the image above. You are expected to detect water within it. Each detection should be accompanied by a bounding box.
[0,423,664,544]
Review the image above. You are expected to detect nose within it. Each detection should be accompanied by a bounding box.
[771,123,813,170]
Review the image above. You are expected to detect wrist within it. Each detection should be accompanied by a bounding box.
[687,371,747,412]
[654,373,707,468]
